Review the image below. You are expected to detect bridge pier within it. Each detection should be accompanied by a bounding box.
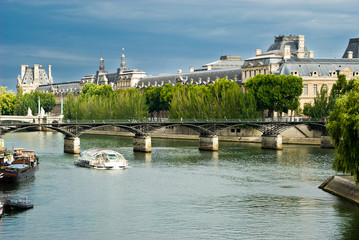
[321,136,334,148]
[133,135,151,152]
[261,135,282,150]
[64,136,80,154]
[199,135,218,151]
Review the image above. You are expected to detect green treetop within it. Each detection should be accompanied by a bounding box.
[244,74,303,118]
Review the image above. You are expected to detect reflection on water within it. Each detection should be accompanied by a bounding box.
[0,131,358,239]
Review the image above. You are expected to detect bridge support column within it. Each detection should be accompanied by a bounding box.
[64,136,80,154]
[133,135,151,152]
[261,135,282,150]
[199,135,218,151]
[321,136,334,148]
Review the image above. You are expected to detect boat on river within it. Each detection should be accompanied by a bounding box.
[3,197,34,212]
[74,148,128,170]
[0,148,39,183]
[0,201,3,218]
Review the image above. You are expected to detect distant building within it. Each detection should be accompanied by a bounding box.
[17,36,359,115]
[17,64,53,93]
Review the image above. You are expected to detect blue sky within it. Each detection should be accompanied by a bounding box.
[0,0,358,91]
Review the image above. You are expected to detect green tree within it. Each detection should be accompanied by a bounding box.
[0,86,16,115]
[327,78,359,183]
[169,78,260,119]
[303,86,332,119]
[244,74,303,118]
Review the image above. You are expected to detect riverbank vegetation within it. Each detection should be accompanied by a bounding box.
[64,83,148,120]
[327,78,359,183]
[0,87,56,115]
[63,79,261,120]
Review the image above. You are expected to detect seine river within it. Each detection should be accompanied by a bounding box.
[1,131,359,239]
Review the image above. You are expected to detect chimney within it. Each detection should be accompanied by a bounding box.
[297,35,305,59]
[348,51,353,59]
[309,51,314,59]
[189,67,194,72]
[48,65,53,83]
[21,65,28,79]
[34,64,39,83]
[284,45,291,59]
[256,49,262,56]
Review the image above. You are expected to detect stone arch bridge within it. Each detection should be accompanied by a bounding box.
[0,119,331,154]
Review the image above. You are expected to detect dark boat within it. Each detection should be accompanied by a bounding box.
[4,198,34,212]
[0,201,3,218]
[0,148,39,183]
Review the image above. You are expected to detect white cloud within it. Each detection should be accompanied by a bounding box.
[1,45,93,62]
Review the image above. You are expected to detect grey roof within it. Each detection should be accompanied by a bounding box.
[196,55,244,71]
[138,68,242,87]
[36,81,81,94]
[265,35,309,57]
[278,58,359,76]
[22,66,50,85]
[242,54,283,68]
[342,38,359,58]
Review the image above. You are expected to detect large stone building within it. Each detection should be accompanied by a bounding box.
[241,35,359,109]
[17,64,53,93]
[17,35,359,113]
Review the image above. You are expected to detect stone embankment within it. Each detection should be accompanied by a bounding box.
[84,130,322,145]
[319,175,359,205]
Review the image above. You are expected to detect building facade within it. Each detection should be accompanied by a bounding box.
[241,35,359,109]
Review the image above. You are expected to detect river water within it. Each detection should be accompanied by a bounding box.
[1,131,359,239]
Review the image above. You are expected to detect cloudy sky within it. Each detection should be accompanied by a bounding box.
[0,0,358,91]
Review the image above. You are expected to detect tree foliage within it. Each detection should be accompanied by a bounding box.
[244,74,303,117]
[64,85,148,120]
[304,75,357,118]
[15,91,56,115]
[169,78,260,119]
[327,78,359,183]
[303,86,334,119]
[0,86,16,115]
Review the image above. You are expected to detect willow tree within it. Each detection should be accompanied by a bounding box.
[169,78,260,119]
[327,78,359,183]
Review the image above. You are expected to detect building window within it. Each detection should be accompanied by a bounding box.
[314,84,317,96]
[322,84,327,92]
[264,69,267,75]
[303,84,308,95]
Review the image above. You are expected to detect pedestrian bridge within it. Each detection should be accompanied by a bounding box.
[0,114,63,124]
[0,118,333,154]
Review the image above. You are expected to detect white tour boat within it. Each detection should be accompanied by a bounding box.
[74,148,128,170]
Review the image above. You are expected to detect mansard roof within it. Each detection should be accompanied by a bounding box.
[138,68,242,87]
[196,55,244,71]
[21,66,50,85]
[343,38,359,58]
[36,81,81,94]
[265,35,310,57]
[277,58,359,76]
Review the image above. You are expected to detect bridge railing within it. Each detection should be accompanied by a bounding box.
[56,117,326,124]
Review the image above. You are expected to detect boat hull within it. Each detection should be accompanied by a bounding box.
[4,200,34,212]
[0,166,37,183]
